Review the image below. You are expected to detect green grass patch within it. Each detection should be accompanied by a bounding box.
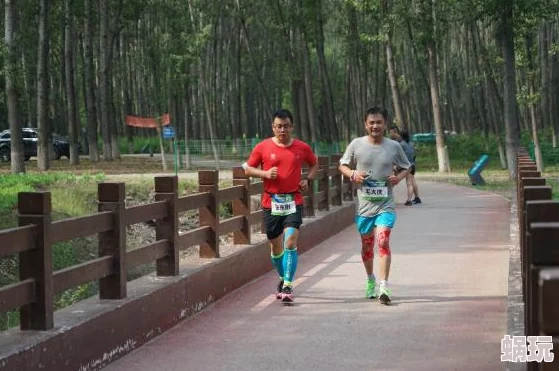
[0,173,106,330]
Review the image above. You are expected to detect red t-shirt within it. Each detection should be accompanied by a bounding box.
[247,138,317,208]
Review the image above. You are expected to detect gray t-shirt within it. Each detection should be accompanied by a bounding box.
[340,136,411,217]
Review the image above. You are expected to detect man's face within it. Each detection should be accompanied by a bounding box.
[364,113,386,139]
[272,117,293,142]
[389,129,400,141]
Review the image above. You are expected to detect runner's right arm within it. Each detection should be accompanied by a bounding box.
[338,139,367,184]
[242,163,277,180]
[242,142,277,179]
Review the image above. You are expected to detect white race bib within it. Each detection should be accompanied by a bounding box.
[362,180,388,202]
[271,194,297,216]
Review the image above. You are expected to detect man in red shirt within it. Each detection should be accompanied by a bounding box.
[242,109,318,303]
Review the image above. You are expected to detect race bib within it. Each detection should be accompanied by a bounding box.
[271,194,296,216]
[362,180,388,202]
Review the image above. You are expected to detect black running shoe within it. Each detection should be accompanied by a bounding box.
[276,280,284,299]
[281,285,294,303]
[412,197,422,204]
[404,200,413,206]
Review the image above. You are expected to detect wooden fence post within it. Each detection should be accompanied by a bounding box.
[522,186,552,297]
[199,170,219,258]
[524,200,558,338]
[318,156,330,211]
[18,192,53,330]
[98,182,127,299]
[304,170,316,218]
[155,176,179,276]
[330,154,342,206]
[233,167,251,244]
[538,267,559,371]
[526,223,559,342]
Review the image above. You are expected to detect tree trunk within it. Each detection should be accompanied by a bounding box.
[469,23,489,136]
[315,0,336,141]
[386,31,405,127]
[302,41,317,144]
[99,0,112,160]
[21,53,36,128]
[183,90,191,170]
[500,1,520,178]
[65,0,79,165]
[84,0,99,161]
[37,0,50,171]
[525,34,543,171]
[5,0,25,173]
[529,84,543,171]
[549,26,559,148]
[427,40,449,173]
[539,23,550,133]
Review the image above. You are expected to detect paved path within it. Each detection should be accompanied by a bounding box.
[102,181,511,371]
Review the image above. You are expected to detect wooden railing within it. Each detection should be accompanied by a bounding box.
[0,155,351,331]
[516,149,559,370]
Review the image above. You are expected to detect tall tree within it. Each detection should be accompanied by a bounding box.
[36,0,50,170]
[64,0,79,165]
[99,0,112,160]
[500,0,520,178]
[384,0,405,127]
[84,0,100,161]
[5,0,25,173]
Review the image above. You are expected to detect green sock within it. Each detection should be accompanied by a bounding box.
[271,251,285,279]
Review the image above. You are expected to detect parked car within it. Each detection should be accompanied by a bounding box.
[0,128,74,162]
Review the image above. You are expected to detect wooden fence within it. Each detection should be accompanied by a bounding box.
[516,149,559,370]
[0,155,353,331]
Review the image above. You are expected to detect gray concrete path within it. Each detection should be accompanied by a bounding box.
[102,181,511,371]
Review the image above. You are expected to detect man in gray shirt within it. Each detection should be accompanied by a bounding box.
[338,107,410,305]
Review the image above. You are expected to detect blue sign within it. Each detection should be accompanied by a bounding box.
[163,126,175,139]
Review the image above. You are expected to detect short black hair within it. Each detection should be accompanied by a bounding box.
[364,106,388,122]
[401,130,410,143]
[273,109,293,124]
[389,126,400,133]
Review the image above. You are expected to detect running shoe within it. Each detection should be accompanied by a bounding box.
[412,197,422,204]
[404,200,413,206]
[365,279,377,299]
[276,279,284,299]
[378,285,392,305]
[281,285,294,303]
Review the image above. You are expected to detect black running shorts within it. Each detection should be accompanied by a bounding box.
[262,205,303,240]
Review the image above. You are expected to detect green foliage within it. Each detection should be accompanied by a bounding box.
[0,173,105,330]
[55,284,95,310]
[414,133,502,171]
[118,136,179,155]
[0,173,79,211]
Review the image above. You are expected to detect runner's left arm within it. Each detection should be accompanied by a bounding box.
[300,146,319,191]
[387,144,411,185]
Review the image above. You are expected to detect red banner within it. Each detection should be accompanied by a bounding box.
[125,113,170,128]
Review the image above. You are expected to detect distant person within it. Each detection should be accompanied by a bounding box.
[339,107,411,305]
[389,127,421,206]
[242,109,319,304]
